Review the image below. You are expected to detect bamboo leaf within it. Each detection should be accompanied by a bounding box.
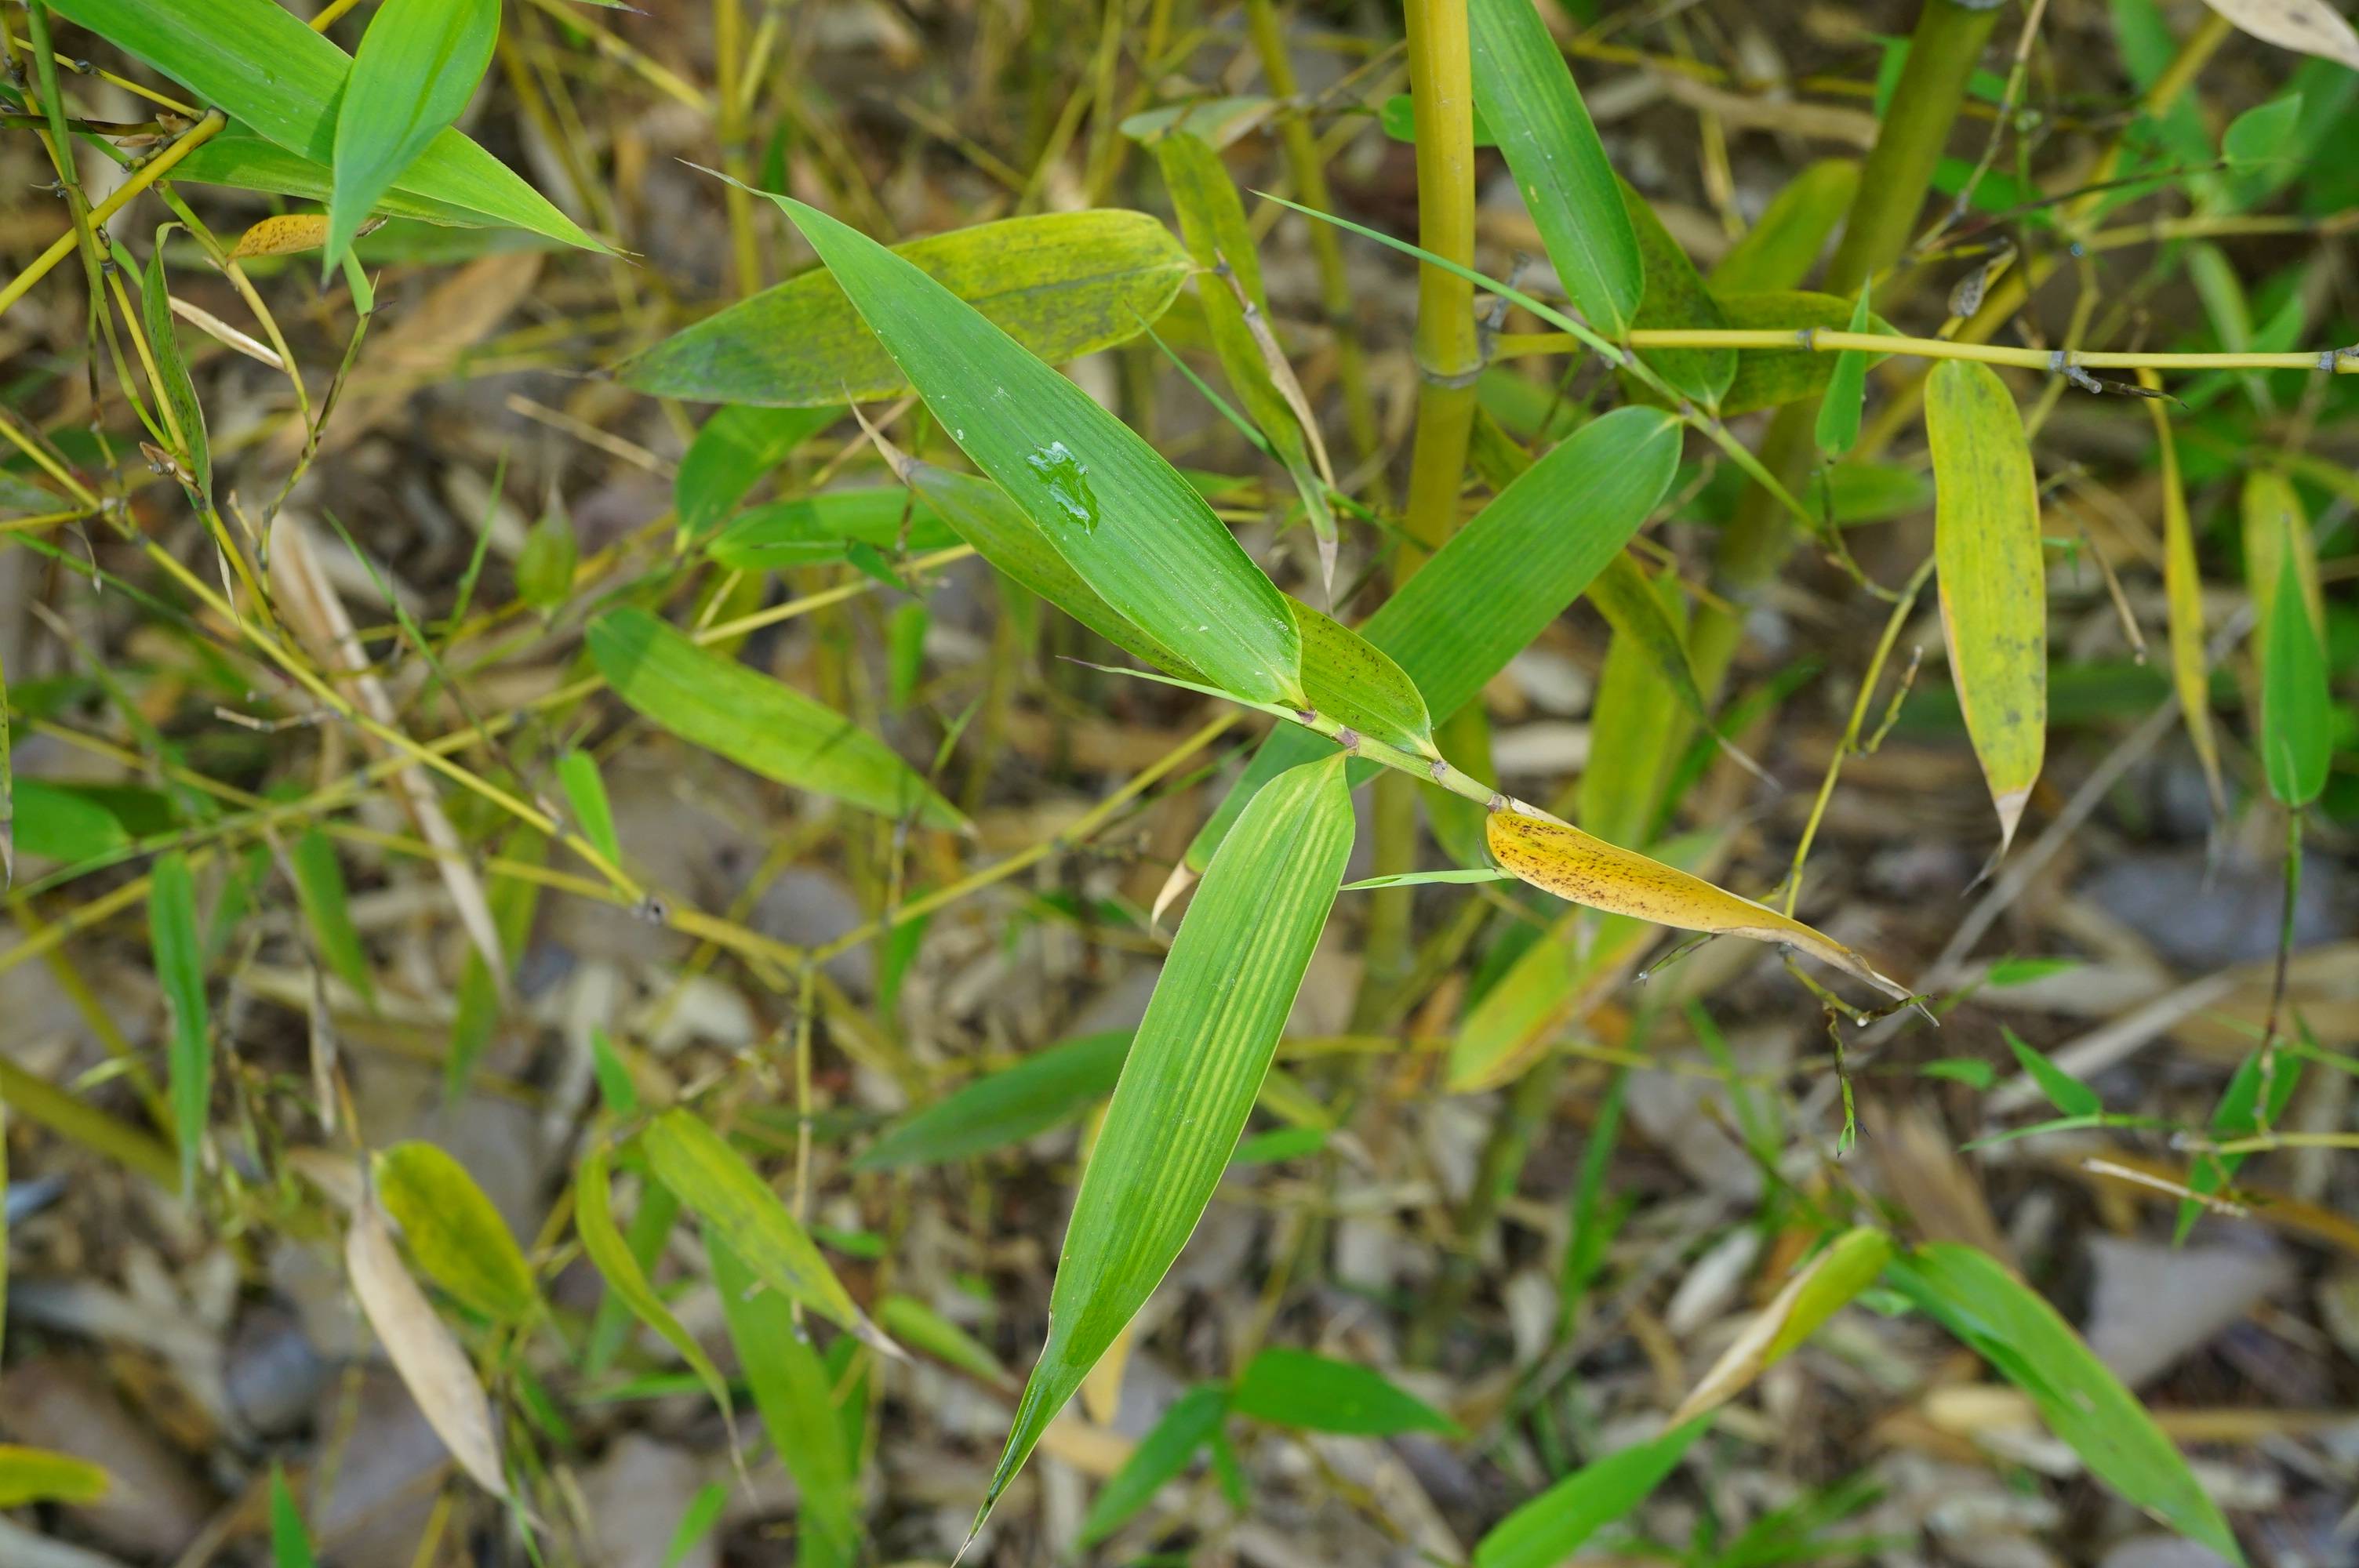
[1580,559,1700,848]
[1927,358,2046,859]
[1292,600,1437,759]
[1469,0,1641,335]
[1719,289,1891,418]
[707,488,958,572]
[0,1445,111,1508]
[574,1140,735,1423]
[1342,867,1513,891]
[1080,1385,1230,1546]
[345,1196,510,1497]
[707,1235,860,1561]
[177,135,496,227]
[982,754,1354,1532]
[140,236,211,506]
[1671,1229,1893,1422]
[1814,285,1877,456]
[288,828,374,1007]
[555,751,621,867]
[876,1294,1012,1386]
[2260,541,2331,807]
[1485,811,1910,1000]
[1707,159,1860,292]
[46,0,598,249]
[851,1031,1132,1171]
[268,1465,316,1568]
[641,1108,894,1355]
[373,1141,539,1323]
[1885,1243,2244,1563]
[1620,179,1736,409]
[1231,1348,1459,1436]
[2241,470,2327,655]
[621,209,1191,408]
[587,607,964,830]
[2198,0,2359,70]
[149,851,208,1196]
[327,0,499,271]
[2004,1027,2102,1118]
[2176,1040,2303,1241]
[674,405,841,542]
[766,194,1303,708]
[1475,1418,1709,1568]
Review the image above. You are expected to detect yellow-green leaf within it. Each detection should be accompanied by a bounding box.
[373,1141,538,1323]
[587,607,965,830]
[620,210,1191,408]
[1485,811,1908,1001]
[981,755,1354,1534]
[2260,537,2331,807]
[641,1109,894,1355]
[149,851,208,1196]
[1621,177,1736,409]
[1927,358,2045,858]
[1707,159,1860,293]
[574,1141,734,1426]
[2148,401,2223,816]
[1292,599,1438,759]
[1670,1228,1892,1422]
[1718,289,1892,418]
[0,1445,110,1508]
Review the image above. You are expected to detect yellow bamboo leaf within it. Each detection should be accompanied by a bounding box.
[1485,811,1910,1002]
[1927,358,2045,859]
[230,212,332,258]
[1669,1228,1892,1424]
[2142,383,2223,819]
[345,1196,510,1499]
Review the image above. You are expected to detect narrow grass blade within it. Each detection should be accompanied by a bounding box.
[641,1109,894,1355]
[0,1446,110,1507]
[769,193,1303,707]
[1080,1384,1229,1546]
[574,1141,733,1423]
[46,0,597,249]
[1927,358,2046,860]
[345,1196,510,1497]
[327,0,499,271]
[852,1031,1132,1171]
[1620,180,1735,409]
[289,828,374,1007]
[1232,1348,1459,1436]
[1707,159,1859,292]
[1670,1228,1892,1422]
[1814,285,1877,456]
[1475,1418,1709,1568]
[707,1235,860,1562]
[268,1465,316,1568]
[149,851,208,1196]
[622,209,1190,407]
[373,1141,539,1323]
[1486,811,1909,1001]
[1343,867,1512,891]
[1885,1243,2243,1562]
[982,755,1354,1533]
[140,236,211,506]
[1469,0,1641,335]
[587,607,964,830]
[2150,400,2220,815]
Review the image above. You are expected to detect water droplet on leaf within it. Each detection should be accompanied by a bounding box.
[1027,441,1100,533]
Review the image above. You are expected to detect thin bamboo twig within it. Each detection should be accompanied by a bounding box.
[1489,327,2359,373]
[0,108,227,318]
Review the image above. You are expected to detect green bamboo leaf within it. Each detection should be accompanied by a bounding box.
[2260,543,2330,807]
[1079,1385,1230,1546]
[852,1031,1132,1171]
[1620,179,1736,409]
[269,1465,316,1568]
[587,607,964,830]
[1717,289,1892,417]
[514,499,576,619]
[2241,470,2327,655]
[1292,600,1437,759]
[1671,1229,1893,1421]
[674,405,841,543]
[9,779,129,866]
[1885,1243,2244,1562]
[0,1445,111,1508]
[1707,158,1860,293]
[707,488,958,572]
[149,850,207,1196]
[1927,358,2046,860]
[767,194,1303,708]
[169,134,496,226]
[641,1109,894,1354]
[660,1483,728,1568]
[140,235,210,505]
[707,1235,860,1563]
[1232,1348,1459,1436]
[373,1141,539,1323]
[886,600,929,712]
[289,829,374,1007]
[1376,91,1499,146]
[621,209,1191,408]
[555,751,621,867]
[46,0,597,249]
[1187,407,1683,870]
[1341,867,1513,891]
[1475,1418,1708,1568]
[982,754,1354,1533]
[1813,285,1876,455]
[1581,557,1703,843]
[327,0,499,271]
[2003,1028,2102,1118]
[1151,130,1336,584]
[876,1294,1011,1386]
[2175,1039,2303,1242]
[1469,0,1641,335]
[575,1141,732,1421]
[445,828,542,1101]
